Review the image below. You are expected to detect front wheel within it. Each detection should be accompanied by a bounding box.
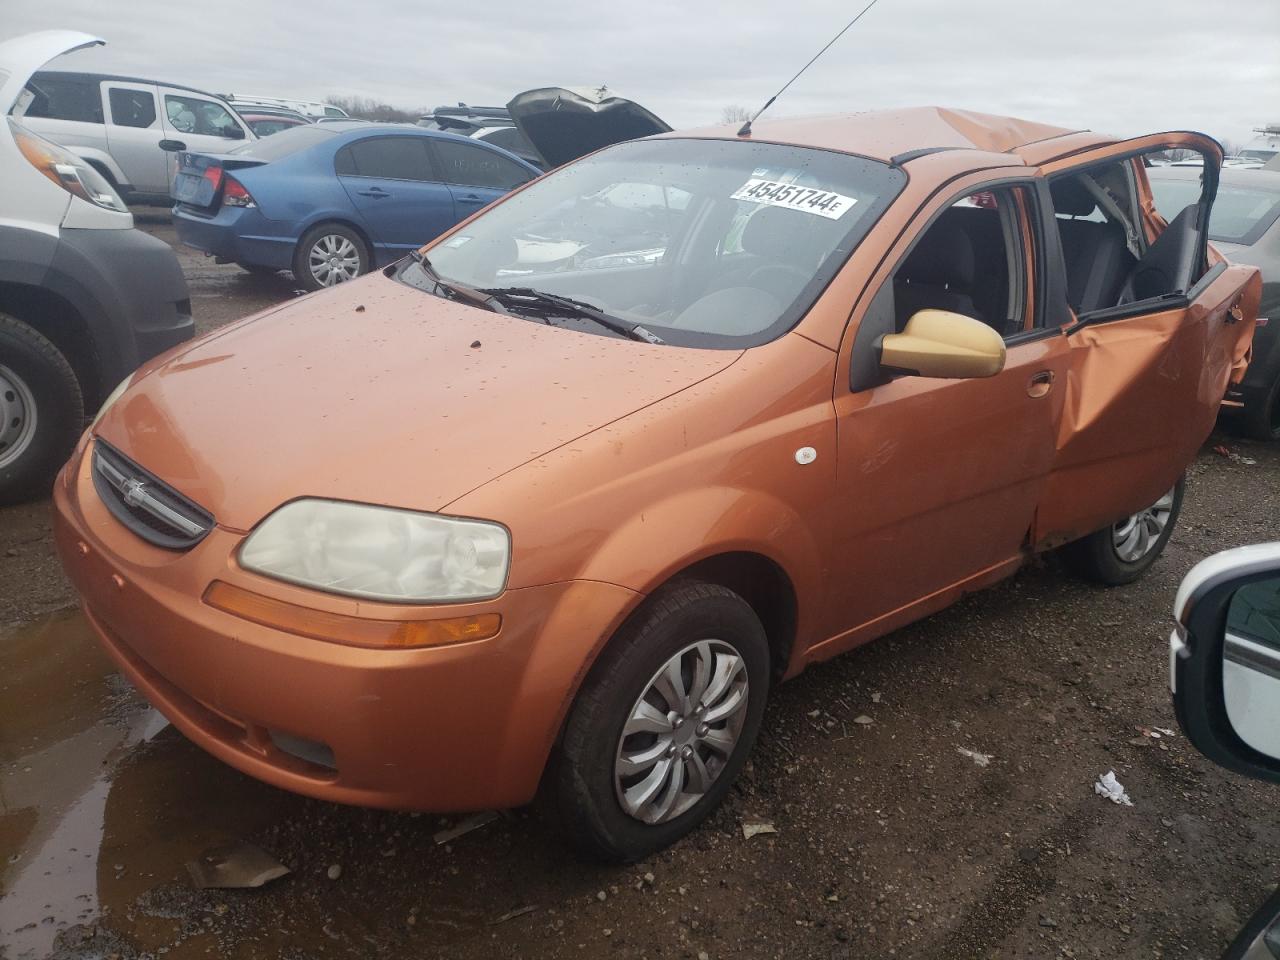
[0,313,84,505]
[292,224,369,291]
[555,581,770,862]
[1061,476,1185,585]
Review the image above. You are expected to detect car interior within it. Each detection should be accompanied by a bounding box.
[891,191,1022,337]
[1050,155,1207,317]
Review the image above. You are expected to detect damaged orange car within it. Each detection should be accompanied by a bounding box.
[54,107,1259,861]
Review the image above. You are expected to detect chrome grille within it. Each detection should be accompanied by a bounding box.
[91,440,213,550]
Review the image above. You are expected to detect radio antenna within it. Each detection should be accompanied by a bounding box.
[737,0,884,138]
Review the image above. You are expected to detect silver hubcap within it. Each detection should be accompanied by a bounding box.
[614,639,749,825]
[1112,486,1176,562]
[308,234,361,286]
[0,363,37,470]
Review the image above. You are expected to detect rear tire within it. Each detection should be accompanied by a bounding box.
[292,223,369,292]
[1061,476,1185,585]
[1236,374,1280,442]
[0,313,84,506]
[555,581,770,863]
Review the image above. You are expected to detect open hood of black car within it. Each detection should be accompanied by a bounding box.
[506,86,671,169]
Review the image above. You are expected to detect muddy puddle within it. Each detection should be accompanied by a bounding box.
[0,610,297,958]
[0,608,592,960]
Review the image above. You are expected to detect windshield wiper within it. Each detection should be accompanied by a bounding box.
[477,286,664,344]
[406,251,508,314]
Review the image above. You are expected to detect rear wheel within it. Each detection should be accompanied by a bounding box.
[1061,476,1184,585]
[292,224,369,291]
[0,313,84,505]
[1237,374,1280,442]
[555,581,770,862]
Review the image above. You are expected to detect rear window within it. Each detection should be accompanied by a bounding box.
[1151,177,1280,245]
[228,123,336,160]
[24,73,103,124]
[334,136,434,181]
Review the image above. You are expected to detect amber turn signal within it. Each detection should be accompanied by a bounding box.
[203,580,501,649]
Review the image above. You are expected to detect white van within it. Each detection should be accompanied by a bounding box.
[18,70,255,203]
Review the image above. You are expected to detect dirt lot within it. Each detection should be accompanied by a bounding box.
[2,217,1278,960]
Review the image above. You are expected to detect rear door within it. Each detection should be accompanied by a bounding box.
[158,89,251,190]
[1032,133,1261,547]
[102,82,166,195]
[334,135,457,259]
[428,137,535,218]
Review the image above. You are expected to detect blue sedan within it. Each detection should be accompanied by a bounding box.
[171,122,541,290]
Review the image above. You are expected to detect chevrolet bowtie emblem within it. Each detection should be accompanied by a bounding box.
[121,478,148,508]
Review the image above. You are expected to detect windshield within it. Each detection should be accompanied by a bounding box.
[1151,176,1280,246]
[228,123,336,159]
[414,137,905,347]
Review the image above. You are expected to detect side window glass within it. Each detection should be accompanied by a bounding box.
[340,138,433,181]
[24,74,104,123]
[165,95,239,137]
[109,88,156,128]
[892,187,1030,339]
[431,139,532,190]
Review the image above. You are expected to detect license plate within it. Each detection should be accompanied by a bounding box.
[173,174,203,203]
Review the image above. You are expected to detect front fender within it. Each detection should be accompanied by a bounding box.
[575,485,826,674]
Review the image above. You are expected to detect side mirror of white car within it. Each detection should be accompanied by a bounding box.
[1171,543,1280,784]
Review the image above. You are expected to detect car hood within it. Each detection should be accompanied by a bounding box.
[505,86,671,169]
[0,30,103,116]
[95,273,741,532]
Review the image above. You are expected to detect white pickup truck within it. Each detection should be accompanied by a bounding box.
[18,69,255,204]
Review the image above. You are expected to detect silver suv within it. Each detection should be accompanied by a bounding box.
[19,69,255,204]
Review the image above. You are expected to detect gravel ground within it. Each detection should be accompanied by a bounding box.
[1,216,1277,960]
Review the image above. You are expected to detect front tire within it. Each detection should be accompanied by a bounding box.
[1061,476,1185,585]
[292,223,369,292]
[0,313,84,505]
[1236,374,1280,442]
[555,581,770,863]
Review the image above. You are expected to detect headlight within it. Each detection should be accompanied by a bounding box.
[239,499,510,603]
[91,375,133,429]
[9,118,128,213]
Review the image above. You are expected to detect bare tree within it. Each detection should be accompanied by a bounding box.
[326,95,425,123]
[720,104,752,124]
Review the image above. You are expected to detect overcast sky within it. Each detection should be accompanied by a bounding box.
[5,0,1278,148]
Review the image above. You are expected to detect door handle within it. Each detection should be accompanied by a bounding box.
[456,193,485,204]
[357,187,390,198]
[1027,370,1055,398]
[159,139,186,152]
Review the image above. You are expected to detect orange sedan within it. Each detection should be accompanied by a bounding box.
[54,107,1259,861]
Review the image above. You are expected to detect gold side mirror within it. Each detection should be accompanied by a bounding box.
[878,309,1007,379]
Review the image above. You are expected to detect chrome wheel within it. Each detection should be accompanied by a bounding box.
[0,363,37,470]
[1112,487,1176,562]
[614,639,749,825]
[307,234,361,286]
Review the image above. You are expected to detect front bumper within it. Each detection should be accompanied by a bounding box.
[52,439,639,811]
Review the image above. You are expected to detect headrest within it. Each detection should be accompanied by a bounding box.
[900,221,975,289]
[1050,177,1097,217]
[741,205,818,262]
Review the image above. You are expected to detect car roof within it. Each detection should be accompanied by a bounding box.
[322,123,539,165]
[31,68,228,101]
[662,106,1106,165]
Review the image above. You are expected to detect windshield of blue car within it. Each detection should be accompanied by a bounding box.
[227,123,338,160]
[1151,177,1280,246]
[410,137,906,348]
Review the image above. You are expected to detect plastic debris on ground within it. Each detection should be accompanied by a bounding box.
[433,810,499,845]
[489,905,538,925]
[186,842,290,889]
[741,817,778,840]
[956,746,993,767]
[1094,770,1134,806]
[1213,444,1257,465]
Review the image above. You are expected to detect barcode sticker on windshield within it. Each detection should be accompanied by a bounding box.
[730,179,857,220]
